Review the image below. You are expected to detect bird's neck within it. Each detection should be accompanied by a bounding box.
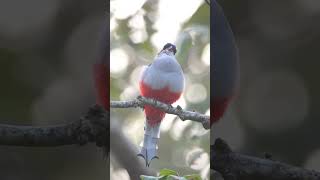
[157,50,174,57]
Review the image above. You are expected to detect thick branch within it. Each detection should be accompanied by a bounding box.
[0,105,108,147]
[111,96,210,129]
[211,138,320,180]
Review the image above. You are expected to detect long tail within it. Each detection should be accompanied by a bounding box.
[137,121,161,167]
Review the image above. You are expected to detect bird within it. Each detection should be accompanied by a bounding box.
[212,0,240,125]
[137,43,185,167]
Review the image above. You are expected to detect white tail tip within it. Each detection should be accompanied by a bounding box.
[137,147,159,167]
[138,122,161,167]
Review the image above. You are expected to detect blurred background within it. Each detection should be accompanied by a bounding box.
[110,0,210,179]
[0,0,107,179]
[3,0,320,179]
[212,0,320,179]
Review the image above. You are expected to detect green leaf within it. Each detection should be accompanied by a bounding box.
[141,169,201,180]
[184,174,202,180]
[159,169,178,176]
[140,175,165,180]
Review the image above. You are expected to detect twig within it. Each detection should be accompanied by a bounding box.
[211,138,320,180]
[111,96,210,129]
[0,105,108,147]
[205,0,210,6]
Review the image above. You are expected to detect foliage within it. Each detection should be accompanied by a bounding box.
[140,169,202,180]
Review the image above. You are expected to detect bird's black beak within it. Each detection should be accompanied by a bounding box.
[167,46,177,55]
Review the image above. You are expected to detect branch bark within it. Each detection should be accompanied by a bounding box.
[2,101,319,179]
[211,138,320,180]
[111,96,210,129]
[0,105,108,147]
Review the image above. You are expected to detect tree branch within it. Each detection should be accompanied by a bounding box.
[211,138,320,180]
[0,105,108,147]
[110,96,210,129]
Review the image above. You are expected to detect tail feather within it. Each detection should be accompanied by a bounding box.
[137,142,159,167]
[137,122,161,167]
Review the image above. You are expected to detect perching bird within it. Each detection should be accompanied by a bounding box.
[138,43,185,167]
[212,0,240,125]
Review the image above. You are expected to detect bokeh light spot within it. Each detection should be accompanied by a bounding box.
[186,83,207,103]
[170,119,192,141]
[185,148,209,171]
[110,48,129,76]
[111,0,147,20]
[151,0,203,51]
[201,43,210,66]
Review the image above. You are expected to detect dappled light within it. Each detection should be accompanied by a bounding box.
[170,120,192,141]
[110,167,130,180]
[185,148,209,170]
[111,0,147,20]
[110,48,129,76]
[186,83,207,103]
[151,0,204,51]
[201,43,210,66]
[110,0,209,178]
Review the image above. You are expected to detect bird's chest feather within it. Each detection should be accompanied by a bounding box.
[139,50,184,124]
[139,81,182,104]
[140,56,184,94]
[139,81,181,125]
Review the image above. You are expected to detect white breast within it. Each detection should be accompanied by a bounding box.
[140,54,185,93]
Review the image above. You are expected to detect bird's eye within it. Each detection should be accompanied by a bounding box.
[171,45,177,54]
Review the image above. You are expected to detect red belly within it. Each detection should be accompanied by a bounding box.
[211,97,232,125]
[139,81,182,125]
[93,63,109,110]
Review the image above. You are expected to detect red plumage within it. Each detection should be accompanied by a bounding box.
[93,63,109,110]
[139,81,182,126]
[137,43,184,166]
[212,97,233,125]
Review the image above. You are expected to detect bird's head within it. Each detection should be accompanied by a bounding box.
[159,43,177,56]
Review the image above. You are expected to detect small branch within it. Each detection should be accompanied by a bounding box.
[0,105,108,147]
[111,96,210,129]
[211,138,320,180]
